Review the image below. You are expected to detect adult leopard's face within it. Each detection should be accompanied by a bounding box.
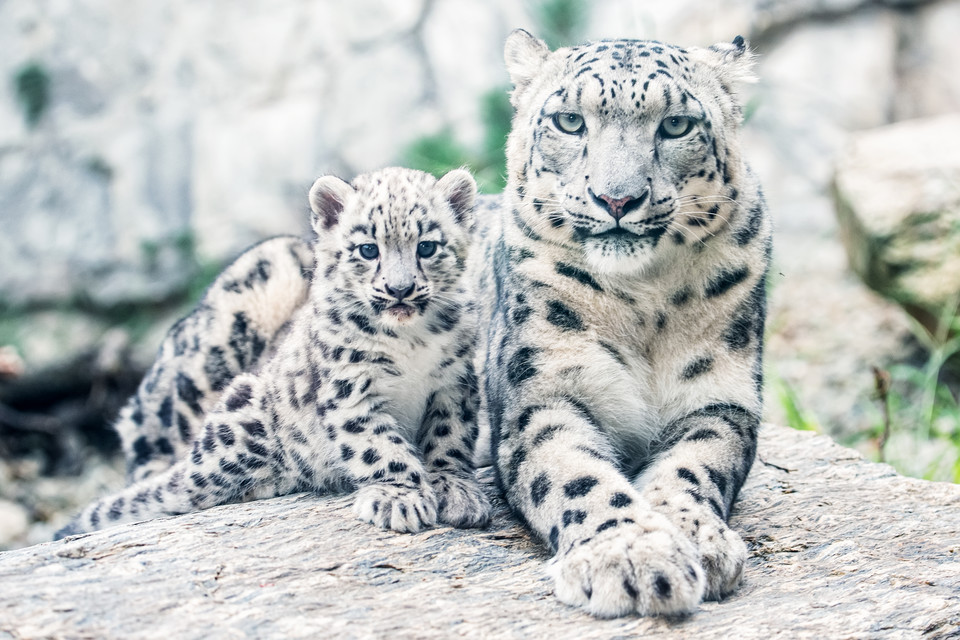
[504,30,755,274]
[309,167,476,327]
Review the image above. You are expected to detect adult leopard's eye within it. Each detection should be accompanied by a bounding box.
[659,116,695,139]
[417,241,437,258]
[358,244,379,260]
[553,112,585,134]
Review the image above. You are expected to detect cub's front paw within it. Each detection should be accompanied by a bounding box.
[548,516,706,618]
[696,519,747,599]
[352,482,438,533]
[428,471,492,529]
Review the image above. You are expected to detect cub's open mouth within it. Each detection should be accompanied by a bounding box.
[386,304,415,320]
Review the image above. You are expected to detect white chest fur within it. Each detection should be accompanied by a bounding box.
[374,331,459,440]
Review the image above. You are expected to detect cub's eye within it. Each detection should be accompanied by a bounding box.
[417,241,438,258]
[659,116,695,139]
[358,244,379,260]
[553,112,585,134]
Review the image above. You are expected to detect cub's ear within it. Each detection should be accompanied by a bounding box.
[504,29,550,101]
[308,175,355,232]
[436,168,477,229]
[689,35,757,93]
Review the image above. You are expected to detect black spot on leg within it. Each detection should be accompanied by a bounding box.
[555,262,603,292]
[155,437,173,455]
[670,287,692,306]
[333,379,355,400]
[549,526,560,551]
[706,467,727,496]
[704,266,749,298]
[176,412,192,443]
[709,497,725,519]
[681,356,714,380]
[596,519,618,533]
[240,420,267,438]
[159,397,173,429]
[563,476,599,498]
[217,424,235,446]
[545,300,584,331]
[107,498,125,521]
[562,509,587,526]
[245,438,268,458]
[204,346,232,392]
[361,449,381,465]
[685,428,720,442]
[530,473,551,507]
[654,574,672,599]
[225,383,253,411]
[677,467,700,485]
[132,436,153,468]
[610,492,632,508]
[176,373,204,416]
[507,347,539,386]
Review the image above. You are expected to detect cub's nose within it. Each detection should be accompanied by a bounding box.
[385,282,415,301]
[591,190,648,221]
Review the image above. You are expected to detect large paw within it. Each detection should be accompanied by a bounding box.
[547,517,706,618]
[696,519,747,599]
[352,482,438,533]
[428,471,492,529]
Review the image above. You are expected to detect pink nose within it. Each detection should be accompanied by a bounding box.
[594,191,647,221]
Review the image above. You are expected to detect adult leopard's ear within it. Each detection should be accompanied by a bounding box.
[436,168,477,230]
[309,175,355,232]
[690,35,758,94]
[504,29,550,104]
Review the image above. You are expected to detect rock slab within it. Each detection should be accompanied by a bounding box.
[0,425,958,639]
[834,114,960,332]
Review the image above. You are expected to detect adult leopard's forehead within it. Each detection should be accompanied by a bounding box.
[542,39,704,117]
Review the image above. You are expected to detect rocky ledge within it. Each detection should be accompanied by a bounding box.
[0,425,958,639]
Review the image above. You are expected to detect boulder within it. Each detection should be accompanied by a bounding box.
[1,425,958,638]
[834,114,960,334]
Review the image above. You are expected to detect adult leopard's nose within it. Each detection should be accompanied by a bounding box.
[590,188,649,221]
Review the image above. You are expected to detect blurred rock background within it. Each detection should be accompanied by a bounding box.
[1,0,958,549]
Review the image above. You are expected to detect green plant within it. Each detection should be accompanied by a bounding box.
[14,62,51,127]
[402,87,511,193]
[867,299,960,482]
[771,373,820,432]
[402,0,587,192]
[530,0,589,49]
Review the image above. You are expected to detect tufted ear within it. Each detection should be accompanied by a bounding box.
[504,29,550,97]
[436,168,477,229]
[308,175,355,233]
[690,35,757,92]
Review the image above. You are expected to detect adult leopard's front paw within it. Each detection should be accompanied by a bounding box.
[352,482,438,533]
[696,519,747,599]
[428,471,492,529]
[547,517,706,618]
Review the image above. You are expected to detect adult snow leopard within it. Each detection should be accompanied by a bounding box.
[56,167,490,537]
[475,30,771,617]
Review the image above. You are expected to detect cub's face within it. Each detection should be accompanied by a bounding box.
[504,31,755,274]
[309,167,476,328]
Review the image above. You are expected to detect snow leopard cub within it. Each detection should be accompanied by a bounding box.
[56,167,490,538]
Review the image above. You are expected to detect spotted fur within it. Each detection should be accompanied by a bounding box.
[473,31,771,618]
[57,167,490,538]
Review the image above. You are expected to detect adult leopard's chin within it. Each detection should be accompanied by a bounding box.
[581,225,670,275]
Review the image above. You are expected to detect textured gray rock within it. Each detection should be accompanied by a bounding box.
[1,425,958,638]
[834,114,960,330]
